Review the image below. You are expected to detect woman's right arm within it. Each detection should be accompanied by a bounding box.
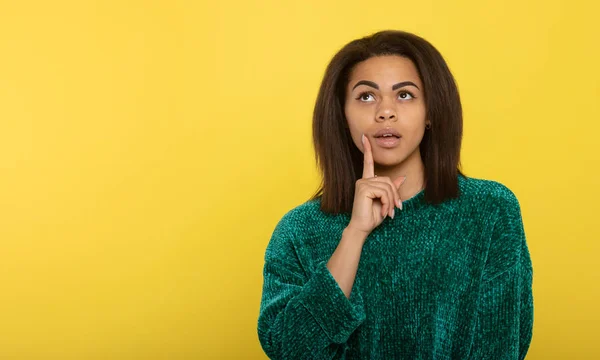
[258,136,405,359]
[257,216,367,360]
[326,227,368,299]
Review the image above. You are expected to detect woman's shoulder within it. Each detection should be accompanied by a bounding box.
[269,198,321,236]
[458,174,521,209]
[265,198,338,259]
[271,197,346,240]
[459,176,530,278]
[277,198,324,225]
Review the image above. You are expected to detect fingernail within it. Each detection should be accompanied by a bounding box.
[390,210,395,219]
[397,199,402,208]
[361,134,365,144]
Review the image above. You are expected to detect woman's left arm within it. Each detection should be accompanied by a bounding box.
[468,187,534,359]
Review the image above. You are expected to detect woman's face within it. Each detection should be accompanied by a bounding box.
[344,55,429,168]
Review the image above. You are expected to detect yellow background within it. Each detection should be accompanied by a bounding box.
[1,0,598,358]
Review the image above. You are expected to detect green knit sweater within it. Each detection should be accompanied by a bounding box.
[257,175,534,359]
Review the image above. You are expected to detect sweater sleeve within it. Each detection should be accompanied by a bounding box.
[257,213,366,360]
[469,188,534,359]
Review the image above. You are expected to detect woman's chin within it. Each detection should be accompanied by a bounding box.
[375,157,406,169]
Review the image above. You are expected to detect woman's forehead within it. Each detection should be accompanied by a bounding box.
[348,55,421,88]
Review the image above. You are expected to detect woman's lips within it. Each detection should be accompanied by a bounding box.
[374,136,400,148]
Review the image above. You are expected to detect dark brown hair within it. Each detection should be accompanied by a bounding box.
[310,30,465,214]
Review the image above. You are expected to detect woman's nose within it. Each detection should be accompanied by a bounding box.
[376,107,397,122]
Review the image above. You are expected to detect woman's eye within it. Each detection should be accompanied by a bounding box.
[398,91,414,100]
[356,91,414,102]
[357,93,374,102]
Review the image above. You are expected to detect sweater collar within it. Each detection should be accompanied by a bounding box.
[402,187,426,211]
[401,174,467,211]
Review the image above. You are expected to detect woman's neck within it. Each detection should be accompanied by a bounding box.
[374,149,425,201]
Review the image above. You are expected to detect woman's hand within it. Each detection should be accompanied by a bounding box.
[346,134,406,237]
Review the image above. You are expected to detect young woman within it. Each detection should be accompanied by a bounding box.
[257,30,534,359]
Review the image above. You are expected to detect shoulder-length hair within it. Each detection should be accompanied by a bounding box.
[310,30,465,214]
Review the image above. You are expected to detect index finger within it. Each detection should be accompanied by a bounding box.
[362,134,375,179]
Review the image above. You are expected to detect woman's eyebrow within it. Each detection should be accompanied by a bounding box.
[352,80,420,91]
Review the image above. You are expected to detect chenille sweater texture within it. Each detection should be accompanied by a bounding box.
[257,175,534,359]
